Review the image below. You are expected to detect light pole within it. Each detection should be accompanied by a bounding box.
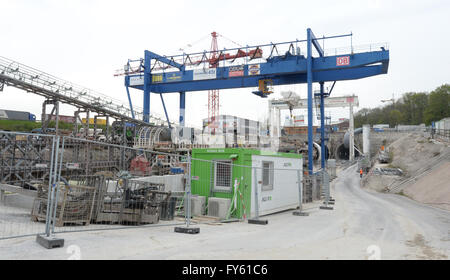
[381,93,395,108]
[381,93,396,127]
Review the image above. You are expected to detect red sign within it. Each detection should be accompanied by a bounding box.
[337,56,350,66]
[229,65,244,77]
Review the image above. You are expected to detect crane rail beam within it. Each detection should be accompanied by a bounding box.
[126,51,389,94]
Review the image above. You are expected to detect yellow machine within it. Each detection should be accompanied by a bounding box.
[252,79,273,98]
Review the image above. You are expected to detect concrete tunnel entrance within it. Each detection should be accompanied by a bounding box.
[336,144,360,160]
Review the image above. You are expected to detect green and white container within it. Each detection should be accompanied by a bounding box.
[191,148,303,219]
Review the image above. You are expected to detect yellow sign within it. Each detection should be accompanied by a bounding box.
[152,74,163,83]
[82,118,107,125]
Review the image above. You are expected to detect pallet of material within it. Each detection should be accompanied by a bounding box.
[92,182,168,225]
[31,184,96,227]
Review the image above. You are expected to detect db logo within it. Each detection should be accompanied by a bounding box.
[337,56,350,66]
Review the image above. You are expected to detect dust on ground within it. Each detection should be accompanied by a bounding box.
[405,234,448,260]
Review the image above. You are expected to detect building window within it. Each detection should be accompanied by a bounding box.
[262,161,274,191]
[214,160,232,192]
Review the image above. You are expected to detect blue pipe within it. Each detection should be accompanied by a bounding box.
[143,51,151,123]
[179,91,186,127]
[159,94,171,129]
[307,28,314,175]
[320,82,325,169]
[125,86,135,119]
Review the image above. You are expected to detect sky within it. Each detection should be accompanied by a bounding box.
[1,0,449,128]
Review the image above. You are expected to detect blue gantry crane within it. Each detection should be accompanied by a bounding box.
[119,28,389,174]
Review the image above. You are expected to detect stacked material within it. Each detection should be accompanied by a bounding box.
[131,174,185,193]
[31,184,96,227]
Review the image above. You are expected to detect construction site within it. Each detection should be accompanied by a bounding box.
[0,1,449,263]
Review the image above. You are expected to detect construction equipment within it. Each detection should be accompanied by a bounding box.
[121,28,390,175]
[209,32,220,134]
[252,79,274,98]
[94,179,171,225]
[270,93,360,165]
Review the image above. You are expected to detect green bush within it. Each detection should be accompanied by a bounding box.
[0,120,41,132]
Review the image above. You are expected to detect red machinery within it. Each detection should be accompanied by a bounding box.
[208,32,220,135]
[130,155,152,176]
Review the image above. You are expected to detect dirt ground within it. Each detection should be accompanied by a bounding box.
[363,133,450,211]
[404,162,450,211]
[389,133,448,176]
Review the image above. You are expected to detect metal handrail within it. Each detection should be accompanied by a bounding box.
[123,41,388,75]
[323,42,389,57]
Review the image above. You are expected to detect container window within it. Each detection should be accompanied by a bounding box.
[214,160,232,192]
[262,161,274,191]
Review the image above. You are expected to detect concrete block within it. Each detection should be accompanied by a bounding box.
[174,227,200,234]
[36,235,64,249]
[293,211,310,216]
[248,219,269,225]
[320,206,334,210]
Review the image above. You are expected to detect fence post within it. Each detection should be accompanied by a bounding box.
[36,135,65,249]
[320,170,334,210]
[254,168,259,219]
[186,155,192,227]
[48,136,61,235]
[293,169,309,216]
[175,155,199,234]
[298,169,303,211]
[327,170,335,203]
[248,166,268,225]
[324,171,331,203]
[51,136,65,234]
[44,136,57,237]
[312,172,317,201]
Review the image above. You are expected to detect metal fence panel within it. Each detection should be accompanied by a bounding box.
[0,132,189,239]
[1,130,331,241]
[50,138,188,234]
[0,131,56,240]
[434,129,450,142]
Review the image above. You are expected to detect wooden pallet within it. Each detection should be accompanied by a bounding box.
[31,184,96,227]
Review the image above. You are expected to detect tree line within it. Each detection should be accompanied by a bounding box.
[354,84,449,128]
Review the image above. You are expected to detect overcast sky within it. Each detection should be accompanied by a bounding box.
[1,0,449,128]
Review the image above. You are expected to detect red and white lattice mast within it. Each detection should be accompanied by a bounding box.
[208,32,219,135]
